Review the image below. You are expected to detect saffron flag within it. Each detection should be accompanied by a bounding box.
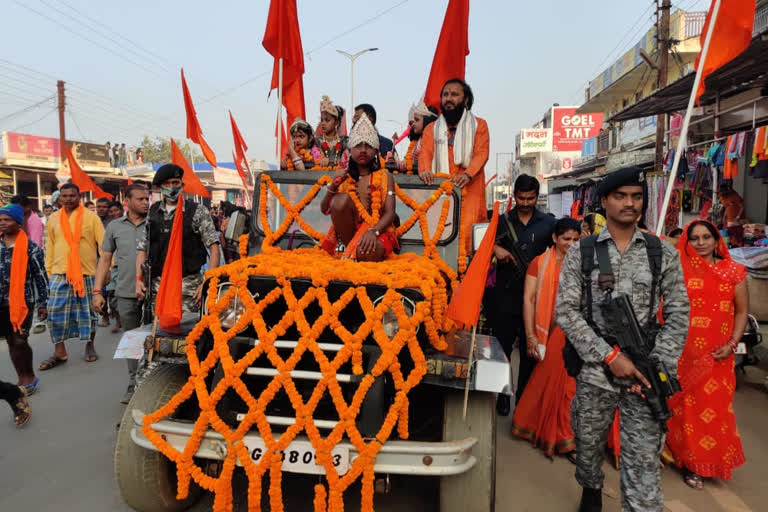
[229,111,251,174]
[126,177,133,185]
[262,0,306,129]
[155,195,184,328]
[695,0,755,104]
[446,201,499,328]
[170,138,211,198]
[232,151,250,192]
[64,146,112,199]
[181,69,218,168]
[424,0,470,109]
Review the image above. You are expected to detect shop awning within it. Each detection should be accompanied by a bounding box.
[610,32,768,122]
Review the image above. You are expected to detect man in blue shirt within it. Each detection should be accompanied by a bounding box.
[487,175,556,414]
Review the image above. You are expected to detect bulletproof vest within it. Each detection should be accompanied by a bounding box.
[148,199,207,276]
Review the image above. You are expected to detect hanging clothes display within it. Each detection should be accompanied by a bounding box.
[750,125,768,179]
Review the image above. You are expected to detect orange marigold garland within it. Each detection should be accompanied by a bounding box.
[142,172,475,512]
[285,147,315,170]
[403,140,417,174]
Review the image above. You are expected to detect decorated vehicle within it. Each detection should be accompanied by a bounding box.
[115,171,511,512]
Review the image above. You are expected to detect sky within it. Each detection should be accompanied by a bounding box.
[0,0,712,174]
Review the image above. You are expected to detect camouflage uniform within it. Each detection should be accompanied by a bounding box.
[137,200,219,313]
[555,228,689,512]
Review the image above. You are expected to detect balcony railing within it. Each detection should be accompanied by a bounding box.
[683,12,706,39]
[755,2,768,36]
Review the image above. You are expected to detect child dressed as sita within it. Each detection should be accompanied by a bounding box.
[320,113,398,262]
[282,118,322,170]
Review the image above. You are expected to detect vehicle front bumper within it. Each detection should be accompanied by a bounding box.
[130,409,478,476]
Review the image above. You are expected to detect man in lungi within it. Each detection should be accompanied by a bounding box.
[40,183,105,370]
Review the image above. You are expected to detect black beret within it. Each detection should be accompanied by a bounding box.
[597,165,644,196]
[153,163,184,185]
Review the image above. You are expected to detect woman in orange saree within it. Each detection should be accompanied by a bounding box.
[666,219,748,489]
[511,218,581,459]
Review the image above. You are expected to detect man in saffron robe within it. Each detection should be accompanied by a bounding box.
[419,78,489,254]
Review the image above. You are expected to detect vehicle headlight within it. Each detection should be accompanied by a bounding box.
[204,282,247,330]
[374,295,417,339]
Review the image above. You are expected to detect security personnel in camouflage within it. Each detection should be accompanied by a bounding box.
[555,166,690,512]
[135,163,221,314]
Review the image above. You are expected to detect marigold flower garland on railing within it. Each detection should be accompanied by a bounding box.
[142,169,472,512]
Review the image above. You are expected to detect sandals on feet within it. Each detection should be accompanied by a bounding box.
[566,451,578,464]
[23,377,40,396]
[39,355,68,371]
[684,469,704,490]
[84,345,99,363]
[11,387,31,427]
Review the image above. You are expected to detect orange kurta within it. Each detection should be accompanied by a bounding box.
[419,117,489,253]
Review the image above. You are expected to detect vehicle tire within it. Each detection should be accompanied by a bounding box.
[439,390,496,512]
[115,364,202,512]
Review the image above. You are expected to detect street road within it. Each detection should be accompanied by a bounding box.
[1,326,766,511]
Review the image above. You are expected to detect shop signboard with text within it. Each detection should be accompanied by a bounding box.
[65,140,111,169]
[519,128,552,155]
[551,107,603,152]
[621,115,657,147]
[1,131,112,171]
[1,132,60,165]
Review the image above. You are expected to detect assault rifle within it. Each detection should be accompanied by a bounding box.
[140,259,152,325]
[601,294,681,432]
[495,214,532,279]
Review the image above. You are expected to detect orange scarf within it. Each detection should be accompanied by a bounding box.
[155,197,184,328]
[59,205,85,297]
[534,247,561,346]
[8,229,29,332]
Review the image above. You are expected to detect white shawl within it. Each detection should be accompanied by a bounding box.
[432,109,477,173]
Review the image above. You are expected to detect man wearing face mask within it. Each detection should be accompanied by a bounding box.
[419,78,489,254]
[135,164,220,314]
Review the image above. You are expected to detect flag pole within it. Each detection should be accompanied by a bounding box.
[276,57,284,164]
[462,325,477,421]
[655,0,722,235]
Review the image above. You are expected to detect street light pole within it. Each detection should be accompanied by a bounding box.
[336,48,379,120]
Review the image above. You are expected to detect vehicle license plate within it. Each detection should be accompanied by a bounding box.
[242,438,349,475]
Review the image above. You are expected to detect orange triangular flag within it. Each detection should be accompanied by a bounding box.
[232,151,250,190]
[695,0,755,104]
[64,146,112,199]
[181,69,217,168]
[446,202,499,328]
[424,0,470,109]
[229,111,251,173]
[155,195,184,328]
[127,177,133,185]
[170,138,211,198]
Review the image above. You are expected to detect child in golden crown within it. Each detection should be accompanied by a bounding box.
[320,113,398,262]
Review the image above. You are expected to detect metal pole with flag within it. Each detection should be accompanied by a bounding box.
[655,0,755,235]
[446,202,499,419]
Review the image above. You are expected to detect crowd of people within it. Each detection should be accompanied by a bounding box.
[0,77,753,511]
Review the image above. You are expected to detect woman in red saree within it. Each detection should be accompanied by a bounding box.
[511,218,581,459]
[666,219,748,489]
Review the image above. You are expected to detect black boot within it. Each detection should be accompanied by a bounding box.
[578,487,602,512]
[496,394,510,416]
